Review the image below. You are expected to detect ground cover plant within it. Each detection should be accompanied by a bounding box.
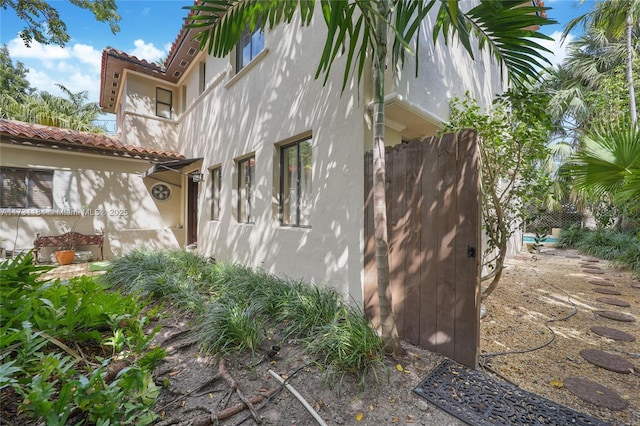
[101,249,385,387]
[0,252,164,425]
[558,224,640,277]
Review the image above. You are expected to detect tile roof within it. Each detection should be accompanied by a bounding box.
[0,119,183,161]
[99,4,204,113]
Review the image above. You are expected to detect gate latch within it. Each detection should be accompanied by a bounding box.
[467,246,476,258]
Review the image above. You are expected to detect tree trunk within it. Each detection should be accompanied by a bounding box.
[625,11,637,125]
[373,0,402,356]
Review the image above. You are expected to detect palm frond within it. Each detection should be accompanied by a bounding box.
[457,0,556,86]
[185,0,315,56]
[566,122,640,201]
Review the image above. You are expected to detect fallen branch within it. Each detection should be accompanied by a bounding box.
[267,369,327,426]
[219,359,262,423]
[175,388,278,426]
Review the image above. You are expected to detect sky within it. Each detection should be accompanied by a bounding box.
[1,0,596,128]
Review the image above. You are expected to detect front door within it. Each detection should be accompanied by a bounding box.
[187,177,199,245]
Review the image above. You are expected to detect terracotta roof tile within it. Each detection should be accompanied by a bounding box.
[0,119,183,160]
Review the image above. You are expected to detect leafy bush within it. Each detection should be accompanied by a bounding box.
[1,252,163,425]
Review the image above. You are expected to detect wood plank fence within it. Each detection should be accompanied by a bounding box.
[364,130,481,367]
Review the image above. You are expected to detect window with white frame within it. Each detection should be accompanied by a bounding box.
[280,137,312,227]
[0,168,53,209]
[235,20,264,73]
[211,166,221,221]
[156,87,172,118]
[237,156,255,223]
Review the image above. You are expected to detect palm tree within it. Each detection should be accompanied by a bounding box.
[564,0,640,125]
[546,26,636,146]
[0,84,104,132]
[186,0,554,354]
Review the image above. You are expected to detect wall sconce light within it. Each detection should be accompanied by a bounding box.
[191,172,204,183]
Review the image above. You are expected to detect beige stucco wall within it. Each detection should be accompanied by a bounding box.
[174,6,503,304]
[117,73,179,153]
[108,4,505,304]
[0,145,182,261]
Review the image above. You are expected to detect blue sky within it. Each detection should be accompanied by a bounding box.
[1,0,595,118]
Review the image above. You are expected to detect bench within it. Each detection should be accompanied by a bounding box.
[33,231,104,263]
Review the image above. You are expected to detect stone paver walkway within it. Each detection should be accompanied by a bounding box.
[563,255,639,412]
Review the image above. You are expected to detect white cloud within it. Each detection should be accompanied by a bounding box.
[7,38,70,60]
[539,30,575,68]
[129,39,165,61]
[6,37,103,103]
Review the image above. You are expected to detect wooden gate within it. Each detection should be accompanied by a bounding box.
[364,130,481,367]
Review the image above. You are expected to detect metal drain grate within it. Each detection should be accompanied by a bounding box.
[413,359,609,426]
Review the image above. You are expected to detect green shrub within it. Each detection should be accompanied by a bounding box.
[1,253,163,425]
[558,226,640,277]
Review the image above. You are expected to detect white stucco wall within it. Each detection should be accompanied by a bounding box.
[0,145,181,260]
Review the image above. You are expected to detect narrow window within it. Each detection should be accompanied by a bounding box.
[156,87,172,118]
[237,156,255,223]
[211,166,221,220]
[280,137,312,227]
[199,62,206,94]
[235,20,264,72]
[181,85,187,113]
[0,168,53,209]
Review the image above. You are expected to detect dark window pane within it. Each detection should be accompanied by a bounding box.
[279,137,312,227]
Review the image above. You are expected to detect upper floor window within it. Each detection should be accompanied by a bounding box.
[0,168,53,209]
[237,156,255,224]
[280,137,312,227]
[156,87,172,118]
[235,20,264,73]
[211,166,221,221]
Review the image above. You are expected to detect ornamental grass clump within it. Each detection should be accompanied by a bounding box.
[102,251,385,381]
[101,248,208,314]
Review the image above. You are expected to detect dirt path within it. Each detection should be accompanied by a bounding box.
[481,248,639,425]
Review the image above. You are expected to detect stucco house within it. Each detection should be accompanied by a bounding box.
[96,5,507,307]
[0,119,190,261]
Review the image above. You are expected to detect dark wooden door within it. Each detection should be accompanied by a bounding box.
[187,177,199,245]
[364,130,481,367]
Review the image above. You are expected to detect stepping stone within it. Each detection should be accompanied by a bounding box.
[593,288,622,295]
[589,280,614,287]
[591,326,636,342]
[565,254,581,258]
[632,282,640,289]
[582,265,602,270]
[564,377,629,411]
[597,297,631,307]
[596,311,636,322]
[580,349,635,373]
[583,269,605,275]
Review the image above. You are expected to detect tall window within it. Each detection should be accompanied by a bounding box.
[0,168,53,209]
[156,87,172,118]
[235,21,264,72]
[237,156,255,223]
[280,137,312,227]
[199,62,206,94]
[211,166,221,221]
